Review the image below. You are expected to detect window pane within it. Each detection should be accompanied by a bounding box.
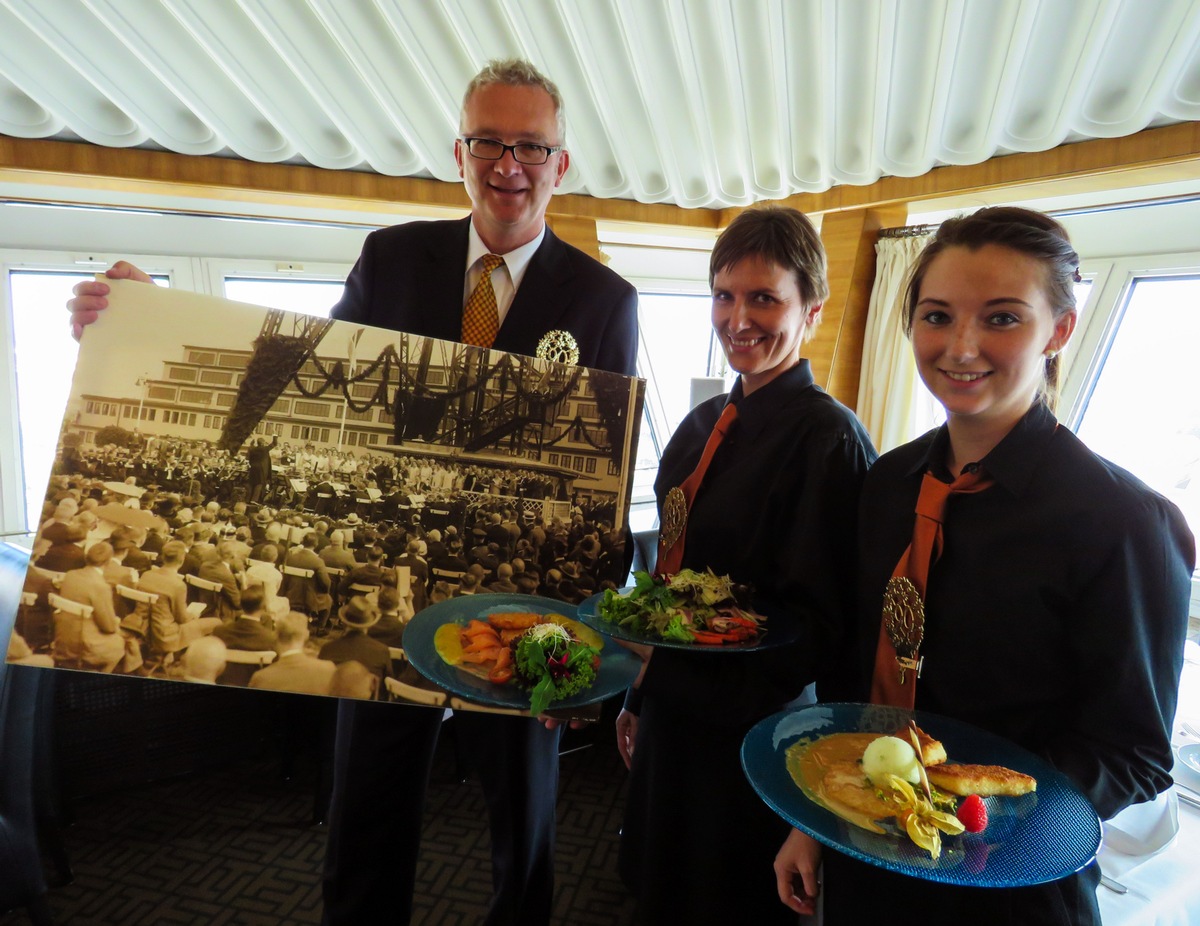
[637,292,721,437]
[1075,276,1200,543]
[8,270,168,529]
[222,277,344,316]
[633,292,721,519]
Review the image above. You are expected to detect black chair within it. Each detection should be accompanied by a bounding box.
[0,541,61,924]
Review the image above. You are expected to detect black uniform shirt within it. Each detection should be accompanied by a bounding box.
[640,361,877,726]
[854,400,1195,819]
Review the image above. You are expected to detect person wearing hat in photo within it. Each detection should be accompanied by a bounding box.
[365,585,411,651]
[249,507,273,544]
[554,563,585,606]
[453,571,481,597]
[36,518,89,573]
[318,596,390,692]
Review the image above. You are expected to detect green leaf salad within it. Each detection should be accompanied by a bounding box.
[513,622,601,716]
[596,569,765,645]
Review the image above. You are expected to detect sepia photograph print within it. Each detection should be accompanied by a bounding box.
[11,279,645,716]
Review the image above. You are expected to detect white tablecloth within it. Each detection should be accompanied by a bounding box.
[1098,641,1200,926]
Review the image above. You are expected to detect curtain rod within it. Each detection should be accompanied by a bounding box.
[878,223,938,239]
[879,190,1200,238]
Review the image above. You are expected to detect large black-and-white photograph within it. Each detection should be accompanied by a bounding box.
[12,280,644,710]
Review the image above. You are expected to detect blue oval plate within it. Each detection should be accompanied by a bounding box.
[741,702,1101,887]
[403,593,641,711]
[576,589,802,653]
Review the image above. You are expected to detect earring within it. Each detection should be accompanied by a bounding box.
[1044,349,1058,359]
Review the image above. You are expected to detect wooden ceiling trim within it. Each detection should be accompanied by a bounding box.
[0,136,720,229]
[1,123,1198,230]
[753,122,1200,220]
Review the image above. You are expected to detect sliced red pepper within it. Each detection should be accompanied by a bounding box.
[690,630,734,645]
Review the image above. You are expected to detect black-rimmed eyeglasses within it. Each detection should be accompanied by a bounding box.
[459,137,562,165]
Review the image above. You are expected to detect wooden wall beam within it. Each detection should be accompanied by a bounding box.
[812,205,909,409]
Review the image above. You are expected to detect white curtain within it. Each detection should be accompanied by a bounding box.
[856,233,936,454]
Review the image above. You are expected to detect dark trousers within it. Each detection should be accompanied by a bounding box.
[322,700,563,926]
[455,711,563,926]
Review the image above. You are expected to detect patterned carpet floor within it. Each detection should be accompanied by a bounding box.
[0,682,637,926]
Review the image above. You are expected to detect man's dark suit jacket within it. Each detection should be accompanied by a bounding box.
[323,215,637,926]
[331,217,638,376]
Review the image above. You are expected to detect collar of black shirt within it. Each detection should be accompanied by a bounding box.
[908,400,1059,497]
[726,359,817,440]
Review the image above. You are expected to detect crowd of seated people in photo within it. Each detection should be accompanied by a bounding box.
[14,462,628,705]
[61,435,583,520]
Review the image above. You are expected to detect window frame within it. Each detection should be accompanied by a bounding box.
[1060,252,1200,429]
[0,250,198,535]
[0,250,354,536]
[1059,250,1200,610]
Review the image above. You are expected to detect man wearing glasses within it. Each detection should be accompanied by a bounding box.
[323,59,638,926]
[329,58,638,378]
[68,58,636,926]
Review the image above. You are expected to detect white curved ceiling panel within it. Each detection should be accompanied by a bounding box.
[996,0,1091,151]
[1166,31,1200,116]
[782,1,831,192]
[228,0,401,171]
[877,1,945,178]
[830,0,885,186]
[1075,0,1198,135]
[517,0,631,199]
[730,1,789,199]
[610,0,711,207]
[7,0,217,151]
[684,0,757,204]
[0,2,143,146]
[0,72,62,138]
[0,0,1195,210]
[0,19,67,138]
[937,1,1024,164]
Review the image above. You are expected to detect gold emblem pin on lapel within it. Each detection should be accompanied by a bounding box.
[882,576,925,683]
[536,330,580,365]
[659,486,687,552]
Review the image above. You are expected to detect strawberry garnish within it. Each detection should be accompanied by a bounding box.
[956,794,988,834]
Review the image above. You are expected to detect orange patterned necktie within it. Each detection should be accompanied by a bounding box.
[655,402,739,577]
[461,253,504,348]
[870,465,993,708]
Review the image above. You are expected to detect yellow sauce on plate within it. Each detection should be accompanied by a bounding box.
[786,732,898,834]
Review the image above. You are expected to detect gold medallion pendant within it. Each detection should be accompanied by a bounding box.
[882,576,925,683]
[659,486,688,553]
[536,330,580,365]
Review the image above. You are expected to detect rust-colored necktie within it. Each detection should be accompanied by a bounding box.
[461,253,504,348]
[870,465,993,708]
[655,402,738,577]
